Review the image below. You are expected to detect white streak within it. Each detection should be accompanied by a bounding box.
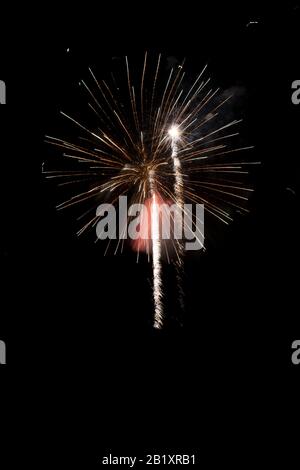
[170,131,185,313]
[149,171,164,329]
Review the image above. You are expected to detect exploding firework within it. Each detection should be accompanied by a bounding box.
[45,52,256,328]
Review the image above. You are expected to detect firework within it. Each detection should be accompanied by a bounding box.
[45,52,256,328]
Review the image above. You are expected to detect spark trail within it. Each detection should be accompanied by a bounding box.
[149,170,164,329]
[169,125,185,314]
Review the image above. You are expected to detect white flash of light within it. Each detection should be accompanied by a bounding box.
[168,125,180,140]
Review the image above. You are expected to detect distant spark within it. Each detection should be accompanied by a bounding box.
[246,20,259,27]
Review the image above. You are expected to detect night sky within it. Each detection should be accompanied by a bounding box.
[1,2,299,466]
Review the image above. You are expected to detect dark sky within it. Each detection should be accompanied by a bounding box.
[0,1,299,464]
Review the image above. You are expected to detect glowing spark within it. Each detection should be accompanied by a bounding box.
[168,125,181,139]
[246,20,259,27]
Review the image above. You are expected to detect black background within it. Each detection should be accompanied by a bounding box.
[0,2,299,467]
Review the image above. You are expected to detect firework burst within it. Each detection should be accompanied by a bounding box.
[45,52,256,328]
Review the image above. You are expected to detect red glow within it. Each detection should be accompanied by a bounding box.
[131,193,170,252]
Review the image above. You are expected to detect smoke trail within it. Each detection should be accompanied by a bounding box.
[149,170,164,329]
[170,128,185,315]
